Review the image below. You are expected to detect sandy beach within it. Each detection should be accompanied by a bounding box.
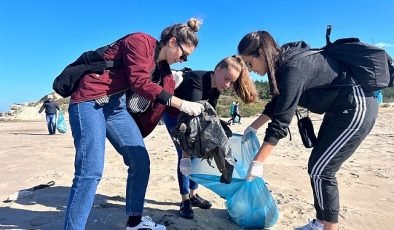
[0,104,393,230]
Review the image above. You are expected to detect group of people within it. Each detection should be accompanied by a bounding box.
[61,18,378,230]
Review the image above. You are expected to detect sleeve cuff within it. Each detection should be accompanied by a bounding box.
[155,89,172,105]
[262,110,272,118]
[264,135,279,146]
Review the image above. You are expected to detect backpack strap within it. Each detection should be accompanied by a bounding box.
[326,25,332,45]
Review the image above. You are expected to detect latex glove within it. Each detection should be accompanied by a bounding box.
[180,100,204,116]
[242,126,257,142]
[179,158,192,176]
[246,161,264,181]
[171,70,184,89]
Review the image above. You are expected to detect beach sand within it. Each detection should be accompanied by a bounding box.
[0,104,393,230]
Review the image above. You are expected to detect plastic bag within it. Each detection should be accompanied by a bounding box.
[190,132,279,229]
[56,110,68,133]
[226,177,279,228]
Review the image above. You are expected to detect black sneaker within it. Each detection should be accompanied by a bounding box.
[179,199,194,219]
[190,194,212,209]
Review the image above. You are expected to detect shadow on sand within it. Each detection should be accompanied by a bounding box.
[10,133,52,136]
[0,186,238,230]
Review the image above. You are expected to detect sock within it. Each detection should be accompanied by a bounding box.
[127,215,142,227]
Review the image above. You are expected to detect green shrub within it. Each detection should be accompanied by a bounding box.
[216,95,267,117]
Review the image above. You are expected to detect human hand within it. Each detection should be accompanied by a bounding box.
[242,126,257,142]
[246,161,264,181]
[180,100,204,116]
[179,158,192,176]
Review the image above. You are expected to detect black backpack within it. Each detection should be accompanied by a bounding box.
[303,25,394,91]
[53,44,122,98]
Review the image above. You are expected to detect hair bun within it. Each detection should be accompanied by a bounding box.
[187,18,203,32]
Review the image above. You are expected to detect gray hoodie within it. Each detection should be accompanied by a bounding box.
[263,41,356,145]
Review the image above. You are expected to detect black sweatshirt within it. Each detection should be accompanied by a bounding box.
[263,41,356,145]
[174,70,221,108]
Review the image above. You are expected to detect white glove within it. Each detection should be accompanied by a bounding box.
[246,161,264,181]
[179,158,192,176]
[242,126,257,142]
[171,70,184,89]
[180,100,204,116]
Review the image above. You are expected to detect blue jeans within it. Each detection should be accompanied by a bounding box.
[46,114,57,134]
[64,92,149,230]
[163,112,198,196]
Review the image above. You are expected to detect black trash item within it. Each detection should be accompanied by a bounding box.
[171,101,235,183]
[219,119,233,138]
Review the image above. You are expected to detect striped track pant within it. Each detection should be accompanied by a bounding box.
[307,86,378,223]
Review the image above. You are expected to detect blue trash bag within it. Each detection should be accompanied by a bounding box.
[190,132,279,229]
[56,110,68,133]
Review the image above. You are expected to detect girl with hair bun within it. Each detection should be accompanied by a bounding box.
[64,18,203,230]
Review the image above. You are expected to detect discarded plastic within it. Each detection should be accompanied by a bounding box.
[3,181,55,203]
[190,133,279,229]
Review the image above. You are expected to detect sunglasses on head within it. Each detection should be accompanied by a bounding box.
[176,41,188,62]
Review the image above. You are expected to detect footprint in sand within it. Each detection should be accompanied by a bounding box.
[161,175,176,182]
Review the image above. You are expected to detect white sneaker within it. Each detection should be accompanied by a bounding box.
[126,216,166,230]
[294,219,323,230]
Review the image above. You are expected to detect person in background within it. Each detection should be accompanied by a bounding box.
[228,101,236,124]
[238,31,378,230]
[163,55,258,219]
[38,94,59,135]
[233,102,241,124]
[64,18,204,230]
[374,89,383,104]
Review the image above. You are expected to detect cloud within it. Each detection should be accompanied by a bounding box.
[375,42,394,49]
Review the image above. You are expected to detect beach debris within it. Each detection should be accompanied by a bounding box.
[3,181,55,203]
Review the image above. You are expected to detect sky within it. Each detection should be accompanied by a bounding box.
[0,0,393,112]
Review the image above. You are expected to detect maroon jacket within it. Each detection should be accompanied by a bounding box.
[133,61,175,137]
[71,32,175,137]
[71,32,171,104]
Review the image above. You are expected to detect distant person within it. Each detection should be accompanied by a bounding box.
[163,55,257,219]
[374,89,383,104]
[238,31,378,230]
[227,101,236,125]
[234,102,241,124]
[230,101,236,116]
[38,94,59,135]
[64,18,204,230]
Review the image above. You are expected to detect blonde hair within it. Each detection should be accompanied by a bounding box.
[159,18,203,48]
[215,55,258,103]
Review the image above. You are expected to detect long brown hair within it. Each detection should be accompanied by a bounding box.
[237,31,281,96]
[215,55,258,103]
